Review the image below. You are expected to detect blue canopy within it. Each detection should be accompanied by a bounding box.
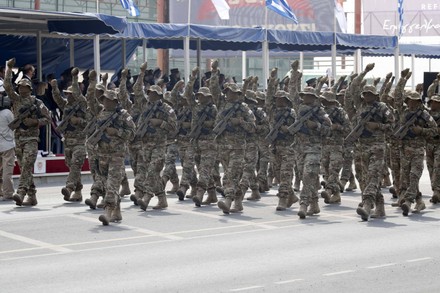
[362,44,440,59]
[47,13,127,35]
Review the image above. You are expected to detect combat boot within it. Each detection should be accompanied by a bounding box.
[69,189,83,202]
[297,203,307,219]
[217,197,233,214]
[430,192,440,204]
[356,200,372,221]
[202,188,218,205]
[130,190,142,206]
[286,192,299,208]
[61,187,73,201]
[389,186,398,199]
[97,197,105,209]
[329,190,341,204]
[99,204,114,226]
[176,185,188,201]
[414,197,426,213]
[293,177,300,191]
[230,196,243,213]
[153,195,168,210]
[401,200,412,216]
[259,180,269,193]
[276,195,287,211]
[371,197,386,218]
[216,186,225,198]
[22,194,38,206]
[110,201,122,222]
[346,176,357,191]
[320,180,327,190]
[119,181,131,198]
[247,189,261,201]
[85,193,99,209]
[138,194,152,211]
[12,192,26,206]
[321,189,332,204]
[193,188,205,207]
[307,200,320,216]
[391,196,405,207]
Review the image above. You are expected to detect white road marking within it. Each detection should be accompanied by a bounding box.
[323,270,355,276]
[406,257,432,263]
[367,263,397,269]
[274,279,304,284]
[230,285,264,292]
[0,229,71,253]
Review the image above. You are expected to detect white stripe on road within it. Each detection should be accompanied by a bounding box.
[230,285,264,292]
[406,257,432,263]
[274,279,304,284]
[0,229,71,253]
[323,270,356,276]
[367,263,397,269]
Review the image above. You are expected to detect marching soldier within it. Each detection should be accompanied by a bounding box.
[426,94,440,204]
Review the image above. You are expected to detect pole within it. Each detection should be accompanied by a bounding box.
[69,38,75,67]
[331,3,337,86]
[262,6,269,90]
[299,52,304,90]
[411,54,415,90]
[242,51,247,82]
[394,45,399,85]
[142,39,147,62]
[94,35,101,79]
[184,0,191,81]
[36,31,42,82]
[122,39,127,68]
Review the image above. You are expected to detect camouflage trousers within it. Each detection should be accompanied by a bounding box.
[360,142,385,206]
[91,153,124,204]
[256,141,270,186]
[299,149,321,206]
[240,142,259,191]
[88,146,104,197]
[340,144,354,182]
[212,160,221,186]
[354,143,364,192]
[294,146,304,183]
[268,146,280,183]
[128,139,143,177]
[162,142,179,185]
[389,139,401,193]
[135,141,166,197]
[194,140,217,190]
[217,144,244,199]
[274,143,295,198]
[400,143,425,202]
[426,142,440,196]
[321,144,344,194]
[177,139,197,188]
[0,147,15,198]
[15,140,38,196]
[64,141,86,192]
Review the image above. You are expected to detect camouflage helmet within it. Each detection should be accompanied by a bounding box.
[428,95,440,104]
[147,85,164,96]
[63,86,73,94]
[299,86,319,99]
[320,90,337,103]
[255,91,266,102]
[404,90,421,101]
[100,90,118,102]
[163,91,174,106]
[223,83,242,94]
[195,87,212,98]
[274,90,292,107]
[245,90,257,104]
[17,78,32,89]
[361,85,379,97]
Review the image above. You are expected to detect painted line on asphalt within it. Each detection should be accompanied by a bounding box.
[406,257,432,263]
[230,285,264,292]
[0,229,71,253]
[367,263,397,269]
[323,270,356,276]
[274,279,304,285]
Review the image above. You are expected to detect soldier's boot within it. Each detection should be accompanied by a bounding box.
[168,179,179,194]
[247,189,261,201]
[381,175,392,188]
[307,199,320,216]
[193,188,205,207]
[69,189,83,202]
[414,196,426,213]
[130,190,143,206]
[98,204,114,226]
[391,196,405,207]
[85,193,99,210]
[153,195,168,210]
[276,196,287,211]
[110,200,122,222]
[321,189,332,204]
[346,176,357,191]
[176,185,188,201]
[12,191,26,207]
[22,194,38,206]
[389,186,398,199]
[286,192,299,208]
[230,196,243,213]
[96,197,105,209]
[293,177,301,192]
[430,192,440,204]
[259,180,269,193]
[356,200,372,221]
[371,197,386,218]
[329,190,341,204]
[202,188,218,205]
[217,197,233,214]
[137,194,152,211]
[320,180,327,190]
[216,186,225,198]
[61,187,73,201]
[119,181,131,198]
[297,203,308,219]
[401,200,412,216]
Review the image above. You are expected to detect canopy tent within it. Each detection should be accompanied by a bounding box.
[362,44,440,59]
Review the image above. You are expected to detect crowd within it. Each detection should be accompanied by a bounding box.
[0,57,439,225]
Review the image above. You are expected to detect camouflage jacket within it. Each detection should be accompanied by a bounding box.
[357,101,394,143]
[399,107,438,147]
[427,109,440,144]
[248,105,270,140]
[271,106,296,145]
[295,104,332,147]
[323,104,351,145]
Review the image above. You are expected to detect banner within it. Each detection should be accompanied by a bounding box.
[170,0,343,32]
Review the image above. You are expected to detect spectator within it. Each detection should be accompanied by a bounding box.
[0,95,15,201]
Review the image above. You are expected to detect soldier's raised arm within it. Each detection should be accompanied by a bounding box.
[288,61,302,113]
[209,60,222,109]
[4,58,20,101]
[50,79,67,110]
[393,68,411,115]
[86,70,102,116]
[266,67,279,115]
[118,68,132,112]
[427,73,440,98]
[351,63,375,109]
[379,72,393,97]
[183,67,198,110]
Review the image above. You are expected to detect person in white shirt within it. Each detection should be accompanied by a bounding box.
[0,96,15,201]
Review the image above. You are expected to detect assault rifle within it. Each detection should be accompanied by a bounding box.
[56,103,82,134]
[392,108,424,139]
[176,107,192,136]
[135,102,160,138]
[188,106,211,140]
[212,102,241,137]
[265,110,291,144]
[87,110,120,146]
[344,105,379,144]
[287,106,320,135]
[8,104,37,130]
[84,117,97,137]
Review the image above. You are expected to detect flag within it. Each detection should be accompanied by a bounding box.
[266,0,298,24]
[211,0,230,20]
[398,0,404,37]
[120,0,140,17]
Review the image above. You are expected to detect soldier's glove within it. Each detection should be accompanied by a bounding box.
[401,68,410,78]
[140,62,148,72]
[175,80,185,90]
[411,125,423,135]
[70,116,82,125]
[7,58,15,68]
[291,60,299,71]
[306,120,319,130]
[101,73,108,83]
[71,67,79,76]
[89,70,97,81]
[365,63,375,72]
[405,71,412,81]
[150,118,163,127]
[280,125,289,133]
[23,118,39,127]
[121,68,129,78]
[105,127,118,136]
[50,79,58,88]
[191,67,199,78]
[365,122,380,131]
[270,68,278,78]
[230,117,242,126]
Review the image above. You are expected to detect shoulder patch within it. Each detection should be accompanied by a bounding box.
[248,109,253,115]
[127,116,132,122]
[169,109,174,114]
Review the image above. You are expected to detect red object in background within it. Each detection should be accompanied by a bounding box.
[13,156,90,175]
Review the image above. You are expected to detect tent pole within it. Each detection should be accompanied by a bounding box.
[142,39,147,63]
[94,35,101,79]
[411,54,415,90]
[331,43,337,86]
[262,5,268,90]
[299,52,304,90]
[69,38,75,68]
[36,30,42,82]
[394,44,399,85]
[197,38,201,89]
[242,51,247,83]
[184,37,190,82]
[122,39,127,68]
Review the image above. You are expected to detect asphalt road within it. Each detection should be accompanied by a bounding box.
[1,167,439,293]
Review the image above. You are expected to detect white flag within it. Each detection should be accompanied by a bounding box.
[211,0,230,20]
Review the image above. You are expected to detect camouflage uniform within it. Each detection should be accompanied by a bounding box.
[427,96,440,203]
[255,92,271,192]
[4,60,51,206]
